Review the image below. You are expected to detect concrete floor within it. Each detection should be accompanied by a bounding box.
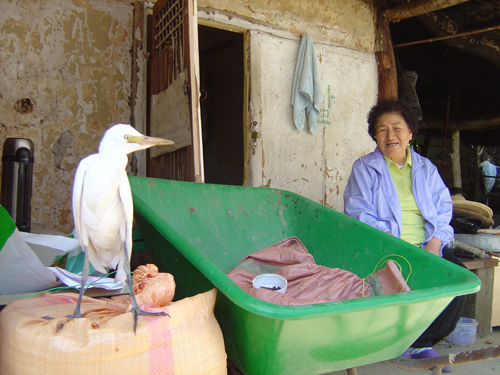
[328,327,500,375]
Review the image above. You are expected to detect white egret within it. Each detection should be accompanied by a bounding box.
[68,124,173,331]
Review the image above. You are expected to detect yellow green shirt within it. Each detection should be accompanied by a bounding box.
[384,150,427,246]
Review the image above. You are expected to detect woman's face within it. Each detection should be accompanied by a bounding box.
[375,112,413,165]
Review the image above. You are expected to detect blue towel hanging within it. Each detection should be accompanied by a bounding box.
[291,34,323,134]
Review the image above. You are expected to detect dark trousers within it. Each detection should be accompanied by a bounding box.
[411,248,467,348]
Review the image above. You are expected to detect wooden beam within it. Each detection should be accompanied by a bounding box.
[417,14,500,70]
[394,24,500,48]
[384,0,470,23]
[421,116,500,131]
[457,117,500,131]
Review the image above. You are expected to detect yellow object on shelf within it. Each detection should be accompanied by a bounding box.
[452,194,494,219]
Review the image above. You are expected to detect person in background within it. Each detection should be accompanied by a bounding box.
[479,153,497,197]
[343,99,465,372]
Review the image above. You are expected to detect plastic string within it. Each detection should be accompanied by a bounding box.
[361,254,412,298]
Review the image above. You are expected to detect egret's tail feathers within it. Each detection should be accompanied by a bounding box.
[86,245,108,275]
[114,267,128,285]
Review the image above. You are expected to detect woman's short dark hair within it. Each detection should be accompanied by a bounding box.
[367,99,419,141]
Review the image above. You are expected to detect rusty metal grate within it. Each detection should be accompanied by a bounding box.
[153,0,184,86]
[154,0,183,49]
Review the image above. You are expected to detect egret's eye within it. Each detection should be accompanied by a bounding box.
[124,135,131,141]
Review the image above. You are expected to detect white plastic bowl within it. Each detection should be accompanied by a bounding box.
[252,273,288,294]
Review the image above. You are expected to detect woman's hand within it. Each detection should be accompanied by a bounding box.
[423,237,441,256]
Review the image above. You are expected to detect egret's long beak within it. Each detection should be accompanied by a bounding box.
[129,135,174,146]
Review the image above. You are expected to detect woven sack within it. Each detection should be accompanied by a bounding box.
[0,286,226,375]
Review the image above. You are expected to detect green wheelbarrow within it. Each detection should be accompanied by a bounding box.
[129,176,481,375]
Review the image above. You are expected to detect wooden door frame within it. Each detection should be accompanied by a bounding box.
[150,0,204,183]
[197,20,250,185]
[186,0,204,182]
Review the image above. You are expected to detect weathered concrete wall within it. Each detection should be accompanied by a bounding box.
[198,0,375,52]
[246,31,377,209]
[0,0,134,233]
[198,0,378,211]
[0,0,377,233]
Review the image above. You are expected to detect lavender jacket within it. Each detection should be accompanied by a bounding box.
[343,147,454,254]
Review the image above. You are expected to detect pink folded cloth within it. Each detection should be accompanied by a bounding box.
[228,237,410,306]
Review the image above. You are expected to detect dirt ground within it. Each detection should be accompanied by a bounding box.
[327,327,500,375]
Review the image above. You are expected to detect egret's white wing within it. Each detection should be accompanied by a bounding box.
[118,173,134,257]
[72,157,89,251]
[114,172,134,284]
[72,155,108,274]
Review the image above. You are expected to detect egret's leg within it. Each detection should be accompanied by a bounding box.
[67,245,90,319]
[122,242,168,333]
[44,246,89,330]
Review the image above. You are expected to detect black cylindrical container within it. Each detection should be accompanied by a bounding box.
[1,138,34,232]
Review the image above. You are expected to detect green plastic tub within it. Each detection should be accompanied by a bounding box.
[130,177,480,375]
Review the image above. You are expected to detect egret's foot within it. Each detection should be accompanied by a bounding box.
[42,314,83,332]
[52,311,85,332]
[66,312,85,320]
[130,307,169,333]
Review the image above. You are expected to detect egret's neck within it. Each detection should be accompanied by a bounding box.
[98,147,129,169]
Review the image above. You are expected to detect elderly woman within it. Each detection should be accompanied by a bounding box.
[343,99,464,371]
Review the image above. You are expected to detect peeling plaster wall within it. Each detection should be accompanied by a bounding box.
[0,0,376,233]
[0,0,134,233]
[199,0,378,211]
[247,32,377,209]
[198,0,375,52]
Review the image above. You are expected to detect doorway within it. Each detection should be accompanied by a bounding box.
[198,25,245,186]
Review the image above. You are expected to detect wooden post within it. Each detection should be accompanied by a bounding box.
[375,1,398,100]
[186,0,204,183]
[473,145,481,201]
[375,50,398,100]
[462,258,499,338]
[450,129,462,193]
[131,1,147,177]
